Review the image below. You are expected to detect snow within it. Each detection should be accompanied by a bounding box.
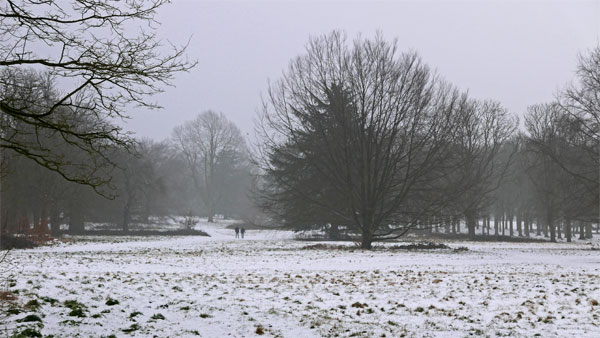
[3,220,600,337]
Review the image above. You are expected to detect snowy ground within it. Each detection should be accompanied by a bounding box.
[3,220,600,337]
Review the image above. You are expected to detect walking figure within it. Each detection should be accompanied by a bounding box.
[241,227,246,239]
[235,226,240,238]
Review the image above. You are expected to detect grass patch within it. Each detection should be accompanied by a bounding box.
[64,299,87,317]
[151,313,165,320]
[10,328,42,338]
[41,296,58,305]
[25,299,40,310]
[7,307,21,315]
[16,314,42,323]
[129,311,143,319]
[121,323,140,333]
[105,297,119,306]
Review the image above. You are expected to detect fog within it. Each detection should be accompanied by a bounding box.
[2,1,600,337]
[125,0,600,140]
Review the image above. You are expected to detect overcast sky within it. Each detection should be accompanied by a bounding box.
[125,0,600,141]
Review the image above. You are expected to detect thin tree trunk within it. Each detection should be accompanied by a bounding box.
[548,210,556,242]
[465,210,476,240]
[585,222,593,239]
[494,214,499,236]
[50,205,60,237]
[565,218,571,242]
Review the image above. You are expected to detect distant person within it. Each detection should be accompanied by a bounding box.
[235,226,240,238]
[241,227,246,239]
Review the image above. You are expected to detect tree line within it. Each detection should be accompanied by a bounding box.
[1,96,254,237]
[254,32,598,248]
[1,17,597,249]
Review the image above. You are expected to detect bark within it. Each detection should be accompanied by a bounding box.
[328,223,339,240]
[579,221,585,240]
[494,214,499,236]
[360,229,373,250]
[465,210,477,240]
[548,210,556,242]
[585,222,593,239]
[50,205,60,237]
[565,218,572,242]
[122,204,131,232]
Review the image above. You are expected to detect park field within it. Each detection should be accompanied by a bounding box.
[3,221,600,337]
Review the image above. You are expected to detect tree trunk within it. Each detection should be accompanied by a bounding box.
[565,218,571,242]
[328,223,339,240]
[494,214,499,236]
[509,214,513,237]
[516,214,522,237]
[524,214,530,237]
[579,221,585,240]
[547,210,556,242]
[50,206,60,237]
[122,204,131,232]
[465,210,476,240]
[585,222,593,239]
[482,216,486,235]
[361,229,373,250]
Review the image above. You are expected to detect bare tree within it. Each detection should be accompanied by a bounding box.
[257,32,465,249]
[449,99,517,239]
[173,111,246,222]
[0,0,195,190]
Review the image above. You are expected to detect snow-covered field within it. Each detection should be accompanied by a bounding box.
[3,221,600,337]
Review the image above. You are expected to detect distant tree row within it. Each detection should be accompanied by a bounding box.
[1,76,254,236]
[255,32,599,248]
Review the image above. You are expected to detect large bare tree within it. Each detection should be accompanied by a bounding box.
[173,111,246,222]
[257,32,465,249]
[0,0,195,189]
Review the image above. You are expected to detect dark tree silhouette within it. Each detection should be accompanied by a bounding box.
[0,0,195,190]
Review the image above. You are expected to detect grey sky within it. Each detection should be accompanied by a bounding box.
[125,0,600,141]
